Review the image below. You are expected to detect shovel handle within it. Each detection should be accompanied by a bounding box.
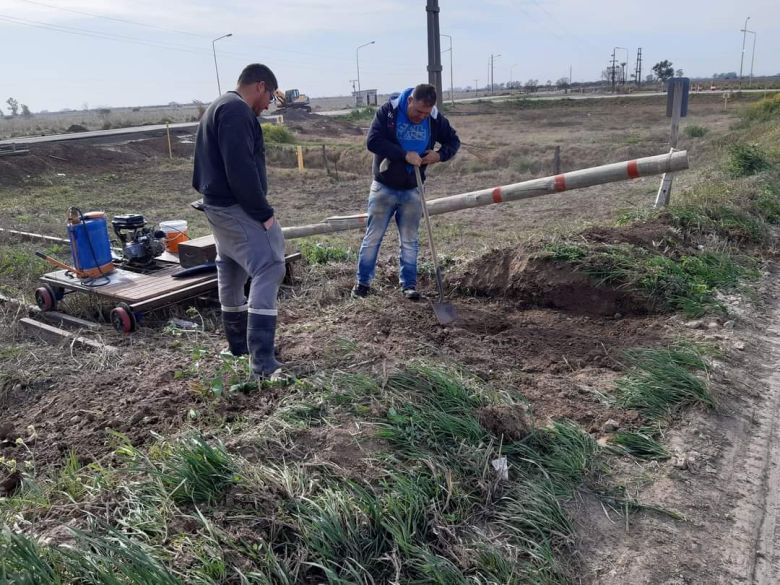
[414,167,446,303]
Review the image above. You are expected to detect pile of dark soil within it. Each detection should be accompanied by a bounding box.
[454,248,654,316]
[453,220,694,316]
[0,135,194,188]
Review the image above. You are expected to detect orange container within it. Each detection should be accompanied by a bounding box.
[159,220,189,254]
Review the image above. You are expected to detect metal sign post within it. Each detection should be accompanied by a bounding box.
[654,77,689,208]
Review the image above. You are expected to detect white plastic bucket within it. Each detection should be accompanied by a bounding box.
[159,220,189,253]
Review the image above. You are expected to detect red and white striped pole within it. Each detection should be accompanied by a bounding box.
[283,150,688,239]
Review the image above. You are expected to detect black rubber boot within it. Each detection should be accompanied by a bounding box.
[221,311,248,356]
[247,313,282,377]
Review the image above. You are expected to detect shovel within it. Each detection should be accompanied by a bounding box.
[414,166,458,325]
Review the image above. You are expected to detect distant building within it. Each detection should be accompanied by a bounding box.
[352,89,378,107]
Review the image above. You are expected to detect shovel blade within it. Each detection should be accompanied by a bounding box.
[432,302,458,326]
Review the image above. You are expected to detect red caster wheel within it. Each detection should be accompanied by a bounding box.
[34,285,57,311]
[110,303,137,333]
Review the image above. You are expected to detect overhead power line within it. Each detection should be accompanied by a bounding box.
[15,0,208,38]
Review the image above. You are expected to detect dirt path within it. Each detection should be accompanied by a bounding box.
[580,273,780,584]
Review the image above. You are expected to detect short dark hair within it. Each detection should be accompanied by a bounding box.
[237,64,278,91]
[412,84,437,106]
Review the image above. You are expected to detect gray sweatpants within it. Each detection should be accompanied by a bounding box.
[202,203,286,316]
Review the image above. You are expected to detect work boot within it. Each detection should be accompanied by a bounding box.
[402,287,421,301]
[351,283,371,298]
[247,313,283,378]
[221,311,248,357]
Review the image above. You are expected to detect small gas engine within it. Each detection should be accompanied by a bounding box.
[111,214,166,266]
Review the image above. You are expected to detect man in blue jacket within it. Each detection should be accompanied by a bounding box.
[352,83,460,300]
[192,63,287,379]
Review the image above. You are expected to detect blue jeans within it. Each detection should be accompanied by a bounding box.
[356,180,421,289]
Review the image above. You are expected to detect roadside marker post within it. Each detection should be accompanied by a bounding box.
[655,77,689,208]
[165,123,173,159]
[296,145,305,172]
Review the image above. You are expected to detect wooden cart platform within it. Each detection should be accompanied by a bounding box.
[36,265,217,332]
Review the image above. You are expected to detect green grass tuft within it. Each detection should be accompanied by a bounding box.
[611,430,670,460]
[298,239,353,264]
[615,346,712,419]
[684,125,708,138]
[727,143,772,177]
[741,93,780,124]
[157,435,238,505]
[261,123,296,144]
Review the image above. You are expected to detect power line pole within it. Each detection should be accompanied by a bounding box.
[635,47,642,88]
[490,53,501,94]
[739,16,750,88]
[426,0,443,103]
[610,48,617,92]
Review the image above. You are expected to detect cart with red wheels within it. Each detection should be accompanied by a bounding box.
[36,265,217,333]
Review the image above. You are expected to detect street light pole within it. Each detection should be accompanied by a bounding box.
[739,16,750,87]
[355,41,375,107]
[441,33,454,105]
[747,30,757,87]
[212,33,232,96]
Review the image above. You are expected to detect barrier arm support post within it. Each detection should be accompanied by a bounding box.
[655,77,689,208]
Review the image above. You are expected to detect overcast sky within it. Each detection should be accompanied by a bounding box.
[1,0,778,112]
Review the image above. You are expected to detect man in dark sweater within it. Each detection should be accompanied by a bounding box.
[192,63,286,379]
[352,84,460,300]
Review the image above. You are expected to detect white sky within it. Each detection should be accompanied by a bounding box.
[1,0,777,112]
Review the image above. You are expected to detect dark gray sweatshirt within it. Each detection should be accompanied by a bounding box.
[192,91,273,223]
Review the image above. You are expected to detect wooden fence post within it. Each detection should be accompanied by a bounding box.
[165,123,173,159]
[655,78,689,208]
[321,144,331,177]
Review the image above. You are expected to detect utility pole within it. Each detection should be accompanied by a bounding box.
[635,47,642,88]
[490,53,501,94]
[569,65,572,85]
[474,79,479,95]
[610,48,617,92]
[426,0,443,104]
[739,16,750,88]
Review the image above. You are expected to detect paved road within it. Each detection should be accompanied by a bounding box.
[0,121,199,146]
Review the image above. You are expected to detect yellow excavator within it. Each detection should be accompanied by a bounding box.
[274,88,311,113]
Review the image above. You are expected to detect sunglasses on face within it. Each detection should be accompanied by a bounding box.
[258,83,276,103]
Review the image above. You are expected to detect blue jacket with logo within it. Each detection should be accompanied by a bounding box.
[366,91,461,190]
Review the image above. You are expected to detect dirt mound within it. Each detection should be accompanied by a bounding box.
[279,111,363,138]
[0,137,192,187]
[453,246,654,316]
[579,219,685,254]
[478,404,533,440]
